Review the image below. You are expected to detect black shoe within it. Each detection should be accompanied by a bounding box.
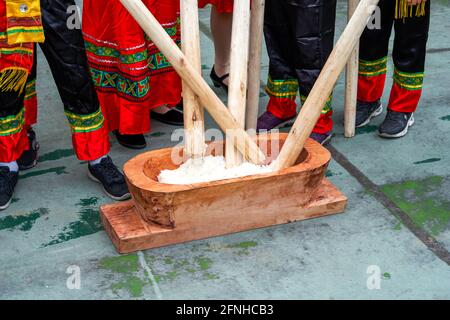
[114,131,147,150]
[88,156,131,201]
[356,100,383,128]
[378,110,415,139]
[151,103,184,126]
[310,132,333,146]
[17,129,39,171]
[210,66,229,92]
[0,166,19,211]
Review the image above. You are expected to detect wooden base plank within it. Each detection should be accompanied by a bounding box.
[101,178,347,254]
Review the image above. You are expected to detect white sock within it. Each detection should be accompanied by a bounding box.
[0,161,19,172]
[89,155,108,166]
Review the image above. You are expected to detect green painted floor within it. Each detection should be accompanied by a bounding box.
[1,1,450,300]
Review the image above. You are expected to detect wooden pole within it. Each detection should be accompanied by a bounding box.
[120,0,266,165]
[226,0,251,167]
[181,0,205,159]
[344,0,360,138]
[245,0,265,132]
[274,0,379,170]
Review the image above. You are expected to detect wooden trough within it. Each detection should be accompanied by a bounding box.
[101,133,347,254]
[100,0,379,253]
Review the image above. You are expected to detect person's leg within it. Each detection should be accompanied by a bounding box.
[0,80,27,210]
[379,0,430,138]
[18,50,40,170]
[389,0,429,113]
[39,0,109,161]
[39,0,129,200]
[209,4,233,87]
[258,0,298,131]
[291,0,337,141]
[356,0,394,127]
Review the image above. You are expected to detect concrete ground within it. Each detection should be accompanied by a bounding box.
[1,0,450,300]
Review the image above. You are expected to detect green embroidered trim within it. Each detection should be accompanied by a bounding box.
[65,109,105,133]
[84,42,149,65]
[89,68,150,100]
[0,108,25,136]
[301,94,333,114]
[0,48,33,55]
[265,76,299,99]
[85,17,180,66]
[24,79,36,101]
[393,68,424,90]
[359,57,388,77]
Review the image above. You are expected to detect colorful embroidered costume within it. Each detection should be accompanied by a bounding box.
[198,0,233,13]
[82,0,182,135]
[263,0,337,134]
[0,0,110,163]
[358,0,429,113]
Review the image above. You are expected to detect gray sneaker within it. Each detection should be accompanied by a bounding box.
[378,110,414,139]
[356,100,383,128]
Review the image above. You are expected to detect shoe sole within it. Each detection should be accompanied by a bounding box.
[116,140,147,150]
[356,104,383,128]
[320,133,334,146]
[18,142,40,171]
[88,171,132,201]
[211,78,229,92]
[0,198,12,211]
[258,118,296,133]
[150,112,184,127]
[378,114,415,139]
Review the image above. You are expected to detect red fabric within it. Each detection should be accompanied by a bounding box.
[0,130,28,162]
[266,97,333,134]
[0,1,34,161]
[198,0,234,13]
[357,73,386,103]
[314,112,334,135]
[83,0,182,135]
[388,83,422,113]
[267,97,297,120]
[71,126,110,161]
[24,96,37,129]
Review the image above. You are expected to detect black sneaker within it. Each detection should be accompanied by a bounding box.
[151,102,184,126]
[0,166,19,211]
[378,110,415,139]
[310,132,333,146]
[356,100,383,127]
[88,157,131,201]
[17,129,40,170]
[114,131,147,150]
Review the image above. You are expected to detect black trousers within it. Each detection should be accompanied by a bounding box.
[264,0,337,96]
[359,0,430,73]
[0,0,100,120]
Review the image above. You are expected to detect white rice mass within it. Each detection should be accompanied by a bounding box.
[158,156,274,185]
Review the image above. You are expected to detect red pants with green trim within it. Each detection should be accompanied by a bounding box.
[264,0,336,134]
[358,0,430,113]
[0,0,109,163]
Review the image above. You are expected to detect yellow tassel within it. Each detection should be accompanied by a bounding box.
[395,0,427,20]
[0,68,29,94]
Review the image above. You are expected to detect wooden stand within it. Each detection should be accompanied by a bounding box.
[101,179,346,254]
[101,134,347,254]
